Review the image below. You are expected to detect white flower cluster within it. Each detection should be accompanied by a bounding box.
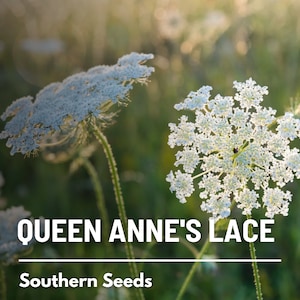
[0,52,154,155]
[167,78,300,219]
[0,206,34,265]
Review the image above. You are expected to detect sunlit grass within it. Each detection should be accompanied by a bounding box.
[1,0,300,299]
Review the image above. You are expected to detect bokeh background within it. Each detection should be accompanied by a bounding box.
[0,0,300,299]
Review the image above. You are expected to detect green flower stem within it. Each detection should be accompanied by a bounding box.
[80,157,111,248]
[176,237,210,300]
[247,214,263,300]
[0,265,6,300]
[91,121,144,300]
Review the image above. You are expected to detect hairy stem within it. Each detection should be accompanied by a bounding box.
[91,121,144,300]
[176,237,210,300]
[247,214,263,300]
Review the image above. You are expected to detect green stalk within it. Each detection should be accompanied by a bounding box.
[0,264,6,300]
[176,237,210,300]
[91,121,144,300]
[80,157,111,248]
[247,214,263,300]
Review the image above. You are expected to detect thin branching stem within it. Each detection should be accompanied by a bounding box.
[80,157,111,249]
[247,214,263,300]
[176,237,210,300]
[91,120,144,300]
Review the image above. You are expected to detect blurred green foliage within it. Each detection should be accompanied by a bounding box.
[0,0,300,299]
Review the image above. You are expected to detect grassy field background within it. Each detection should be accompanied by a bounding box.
[1,1,300,299]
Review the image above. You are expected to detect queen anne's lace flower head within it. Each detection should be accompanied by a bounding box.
[166,78,300,220]
[0,206,36,265]
[0,52,154,155]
